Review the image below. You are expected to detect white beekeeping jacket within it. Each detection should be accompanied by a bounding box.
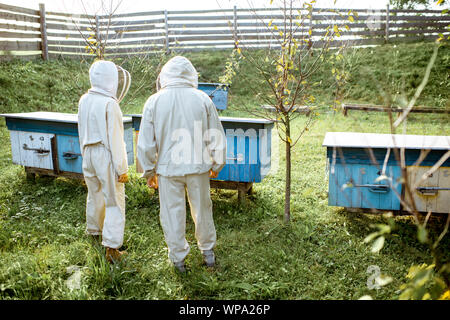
[137,56,226,178]
[78,60,128,177]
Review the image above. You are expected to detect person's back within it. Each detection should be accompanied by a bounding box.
[137,56,226,272]
[78,60,130,263]
[78,92,110,150]
[147,86,222,176]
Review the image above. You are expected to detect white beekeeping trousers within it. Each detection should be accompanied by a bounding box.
[158,171,216,264]
[82,143,126,249]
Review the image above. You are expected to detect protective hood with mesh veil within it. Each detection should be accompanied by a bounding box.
[88,60,131,103]
[157,56,198,91]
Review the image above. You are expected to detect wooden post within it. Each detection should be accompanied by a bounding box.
[95,15,102,58]
[39,3,48,60]
[95,15,100,44]
[385,4,390,43]
[164,10,169,53]
[233,5,237,47]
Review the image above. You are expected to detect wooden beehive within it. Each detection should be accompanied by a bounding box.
[323,132,450,214]
[197,82,229,110]
[129,114,274,184]
[1,112,134,178]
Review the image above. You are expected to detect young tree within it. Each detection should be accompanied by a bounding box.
[230,0,355,223]
[68,0,170,106]
[355,42,450,299]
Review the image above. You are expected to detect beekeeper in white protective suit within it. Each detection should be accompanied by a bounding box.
[78,60,131,263]
[137,56,226,272]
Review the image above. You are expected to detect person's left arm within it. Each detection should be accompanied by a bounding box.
[106,100,129,181]
[205,99,226,174]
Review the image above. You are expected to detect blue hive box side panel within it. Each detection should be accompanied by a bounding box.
[328,164,402,210]
[124,124,134,166]
[217,121,274,183]
[3,114,134,175]
[57,135,83,173]
[328,162,402,210]
[260,123,273,179]
[56,125,133,174]
[326,146,404,210]
[5,117,78,136]
[198,83,229,110]
[216,128,261,183]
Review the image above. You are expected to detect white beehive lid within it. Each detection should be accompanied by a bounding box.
[322,132,450,150]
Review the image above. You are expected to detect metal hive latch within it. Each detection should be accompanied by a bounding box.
[22,143,50,155]
[353,183,390,193]
[62,151,82,160]
[227,153,244,162]
[416,186,450,195]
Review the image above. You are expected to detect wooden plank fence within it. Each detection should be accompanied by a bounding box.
[0,2,449,60]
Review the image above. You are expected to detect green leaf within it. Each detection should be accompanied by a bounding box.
[377,274,393,287]
[364,231,380,243]
[234,282,253,291]
[399,288,413,300]
[371,236,385,253]
[374,223,391,234]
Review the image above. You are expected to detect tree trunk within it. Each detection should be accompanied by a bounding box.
[284,117,291,223]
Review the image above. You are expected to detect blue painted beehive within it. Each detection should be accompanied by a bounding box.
[1,112,134,178]
[323,132,450,213]
[130,115,274,183]
[197,83,229,110]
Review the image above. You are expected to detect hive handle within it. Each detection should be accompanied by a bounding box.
[227,153,244,162]
[22,143,50,155]
[353,184,390,193]
[416,187,450,195]
[63,152,82,160]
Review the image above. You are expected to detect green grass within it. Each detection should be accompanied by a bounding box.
[0,42,449,300]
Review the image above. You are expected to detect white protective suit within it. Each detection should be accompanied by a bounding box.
[78,60,130,249]
[137,56,226,264]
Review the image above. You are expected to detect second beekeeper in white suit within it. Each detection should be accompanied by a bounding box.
[78,60,131,263]
[137,56,226,272]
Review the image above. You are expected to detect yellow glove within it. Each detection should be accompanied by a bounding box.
[209,170,219,179]
[118,173,129,183]
[147,175,158,189]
